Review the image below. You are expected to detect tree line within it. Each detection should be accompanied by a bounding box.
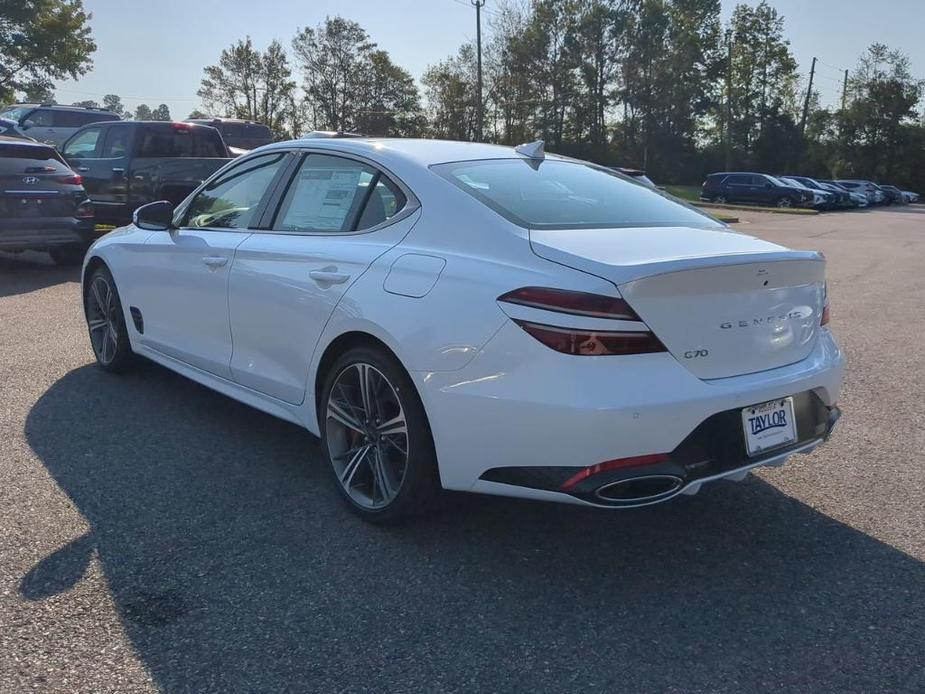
[3,0,923,191]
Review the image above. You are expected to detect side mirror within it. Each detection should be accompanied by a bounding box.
[22,119,35,130]
[133,201,175,231]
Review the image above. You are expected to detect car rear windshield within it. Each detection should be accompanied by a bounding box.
[432,159,721,229]
[0,144,69,173]
[136,125,226,158]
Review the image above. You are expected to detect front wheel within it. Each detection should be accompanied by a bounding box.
[84,266,135,372]
[776,197,793,208]
[320,347,439,523]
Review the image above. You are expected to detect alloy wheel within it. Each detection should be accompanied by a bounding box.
[86,275,120,365]
[777,198,792,208]
[325,363,409,510]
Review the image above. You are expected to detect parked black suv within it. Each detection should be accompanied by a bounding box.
[61,121,231,226]
[701,172,811,208]
[0,136,94,264]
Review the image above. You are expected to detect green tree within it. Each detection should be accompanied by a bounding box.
[422,44,480,141]
[151,104,171,121]
[71,99,99,109]
[197,37,297,137]
[355,50,424,136]
[723,1,799,168]
[134,104,154,120]
[838,43,923,181]
[102,94,126,117]
[0,0,96,102]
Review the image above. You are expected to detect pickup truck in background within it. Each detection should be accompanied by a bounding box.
[60,121,232,226]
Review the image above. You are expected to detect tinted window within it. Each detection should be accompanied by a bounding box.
[137,125,226,158]
[724,174,752,185]
[100,126,131,158]
[434,159,720,230]
[246,124,271,138]
[27,109,54,127]
[62,127,103,158]
[274,154,405,233]
[0,144,69,173]
[52,110,101,128]
[184,152,287,229]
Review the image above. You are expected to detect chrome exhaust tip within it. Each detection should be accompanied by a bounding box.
[594,475,684,505]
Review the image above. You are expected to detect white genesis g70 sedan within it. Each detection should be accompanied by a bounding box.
[81,138,843,522]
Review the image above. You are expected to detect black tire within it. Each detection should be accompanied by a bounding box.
[50,246,88,266]
[319,346,440,524]
[84,265,135,373]
[714,195,727,204]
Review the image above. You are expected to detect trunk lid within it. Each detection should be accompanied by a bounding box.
[530,225,825,379]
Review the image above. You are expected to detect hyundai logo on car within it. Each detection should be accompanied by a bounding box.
[22,176,39,185]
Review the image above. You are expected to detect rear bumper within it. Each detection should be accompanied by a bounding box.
[0,217,95,251]
[414,321,843,506]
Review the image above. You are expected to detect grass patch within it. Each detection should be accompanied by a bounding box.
[664,185,702,202]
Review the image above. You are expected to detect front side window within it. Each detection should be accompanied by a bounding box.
[62,127,103,158]
[26,109,54,127]
[724,174,751,185]
[273,154,406,233]
[184,152,287,229]
[434,159,721,230]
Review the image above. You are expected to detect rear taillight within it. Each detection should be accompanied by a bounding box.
[499,287,641,320]
[57,174,83,185]
[75,202,94,219]
[513,320,667,356]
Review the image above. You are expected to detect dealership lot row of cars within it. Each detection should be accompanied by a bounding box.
[701,171,920,210]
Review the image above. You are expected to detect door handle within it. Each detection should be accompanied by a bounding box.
[202,256,228,268]
[112,167,125,174]
[309,268,350,285]
[76,166,90,173]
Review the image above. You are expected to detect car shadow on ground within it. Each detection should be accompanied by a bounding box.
[23,363,925,692]
[0,251,79,298]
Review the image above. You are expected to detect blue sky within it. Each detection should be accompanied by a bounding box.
[54,0,925,118]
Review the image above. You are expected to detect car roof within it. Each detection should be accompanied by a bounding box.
[260,137,573,167]
[11,103,113,114]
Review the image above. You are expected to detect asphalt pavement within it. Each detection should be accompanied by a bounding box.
[1,206,924,693]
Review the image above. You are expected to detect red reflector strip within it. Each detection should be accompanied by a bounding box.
[560,454,671,491]
[820,304,830,326]
[514,320,667,356]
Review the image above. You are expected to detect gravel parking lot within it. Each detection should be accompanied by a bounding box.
[1,207,924,693]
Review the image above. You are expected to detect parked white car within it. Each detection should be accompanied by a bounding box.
[81,138,844,522]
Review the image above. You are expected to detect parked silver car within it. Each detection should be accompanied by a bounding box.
[0,104,121,148]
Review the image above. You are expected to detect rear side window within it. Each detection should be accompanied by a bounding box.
[273,153,406,233]
[0,144,69,173]
[100,126,132,158]
[51,110,107,128]
[434,159,720,230]
[137,125,226,158]
[724,174,752,185]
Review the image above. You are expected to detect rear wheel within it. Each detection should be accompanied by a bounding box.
[714,195,727,204]
[776,197,793,208]
[84,266,134,372]
[320,347,439,523]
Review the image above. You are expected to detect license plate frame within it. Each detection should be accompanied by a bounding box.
[741,397,797,457]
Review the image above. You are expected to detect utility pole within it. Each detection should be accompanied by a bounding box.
[841,69,849,110]
[724,29,732,171]
[800,56,817,135]
[471,0,485,142]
